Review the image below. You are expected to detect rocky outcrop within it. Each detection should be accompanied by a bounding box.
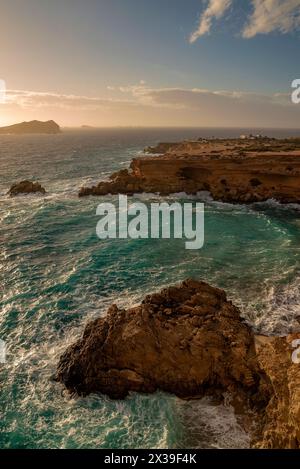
[55,279,262,399]
[144,142,180,154]
[0,120,60,134]
[254,335,300,449]
[8,180,46,196]
[79,138,300,203]
[78,169,143,197]
[55,279,300,448]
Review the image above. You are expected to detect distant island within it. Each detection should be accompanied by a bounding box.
[0,120,61,134]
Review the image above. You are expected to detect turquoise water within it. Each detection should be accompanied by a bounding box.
[1,128,300,449]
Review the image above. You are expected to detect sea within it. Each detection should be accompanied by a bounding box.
[1,127,300,449]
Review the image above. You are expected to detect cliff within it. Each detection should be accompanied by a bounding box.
[55,279,300,448]
[0,120,61,134]
[79,137,300,203]
[254,335,300,448]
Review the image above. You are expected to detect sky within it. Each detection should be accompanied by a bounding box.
[0,0,300,127]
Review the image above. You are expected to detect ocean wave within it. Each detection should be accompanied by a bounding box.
[175,395,250,449]
[252,275,300,335]
[253,198,300,211]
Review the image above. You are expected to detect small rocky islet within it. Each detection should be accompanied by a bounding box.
[8,180,46,196]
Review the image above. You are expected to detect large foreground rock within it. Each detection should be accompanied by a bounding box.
[56,279,261,399]
[8,180,46,196]
[56,279,300,448]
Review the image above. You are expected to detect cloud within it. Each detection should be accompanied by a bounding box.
[189,0,233,42]
[5,89,138,111]
[115,81,292,107]
[119,83,300,126]
[190,0,300,42]
[243,0,300,38]
[140,86,293,109]
[1,83,300,127]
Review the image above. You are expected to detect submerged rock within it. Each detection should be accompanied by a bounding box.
[8,180,46,196]
[55,278,300,448]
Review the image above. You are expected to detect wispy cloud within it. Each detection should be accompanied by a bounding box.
[5,89,138,110]
[1,83,299,127]
[243,0,300,38]
[190,0,300,42]
[4,84,296,111]
[190,0,232,43]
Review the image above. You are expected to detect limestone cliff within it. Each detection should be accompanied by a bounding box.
[79,138,300,203]
[254,335,300,448]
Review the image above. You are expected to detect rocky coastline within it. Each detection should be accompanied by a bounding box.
[55,279,300,449]
[79,137,300,204]
[9,135,298,448]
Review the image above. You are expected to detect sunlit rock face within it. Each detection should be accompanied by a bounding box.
[79,138,300,204]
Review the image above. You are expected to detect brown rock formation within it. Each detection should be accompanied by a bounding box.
[55,278,300,448]
[254,335,300,449]
[8,180,46,196]
[144,142,180,154]
[55,279,262,399]
[78,169,143,197]
[79,138,300,203]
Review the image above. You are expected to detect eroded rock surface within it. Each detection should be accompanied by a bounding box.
[254,335,300,449]
[79,138,300,203]
[56,280,262,400]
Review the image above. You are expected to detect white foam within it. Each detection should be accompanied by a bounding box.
[253,276,300,335]
[255,198,300,211]
[175,396,251,449]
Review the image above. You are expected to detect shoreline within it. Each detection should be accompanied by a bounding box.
[78,137,300,204]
